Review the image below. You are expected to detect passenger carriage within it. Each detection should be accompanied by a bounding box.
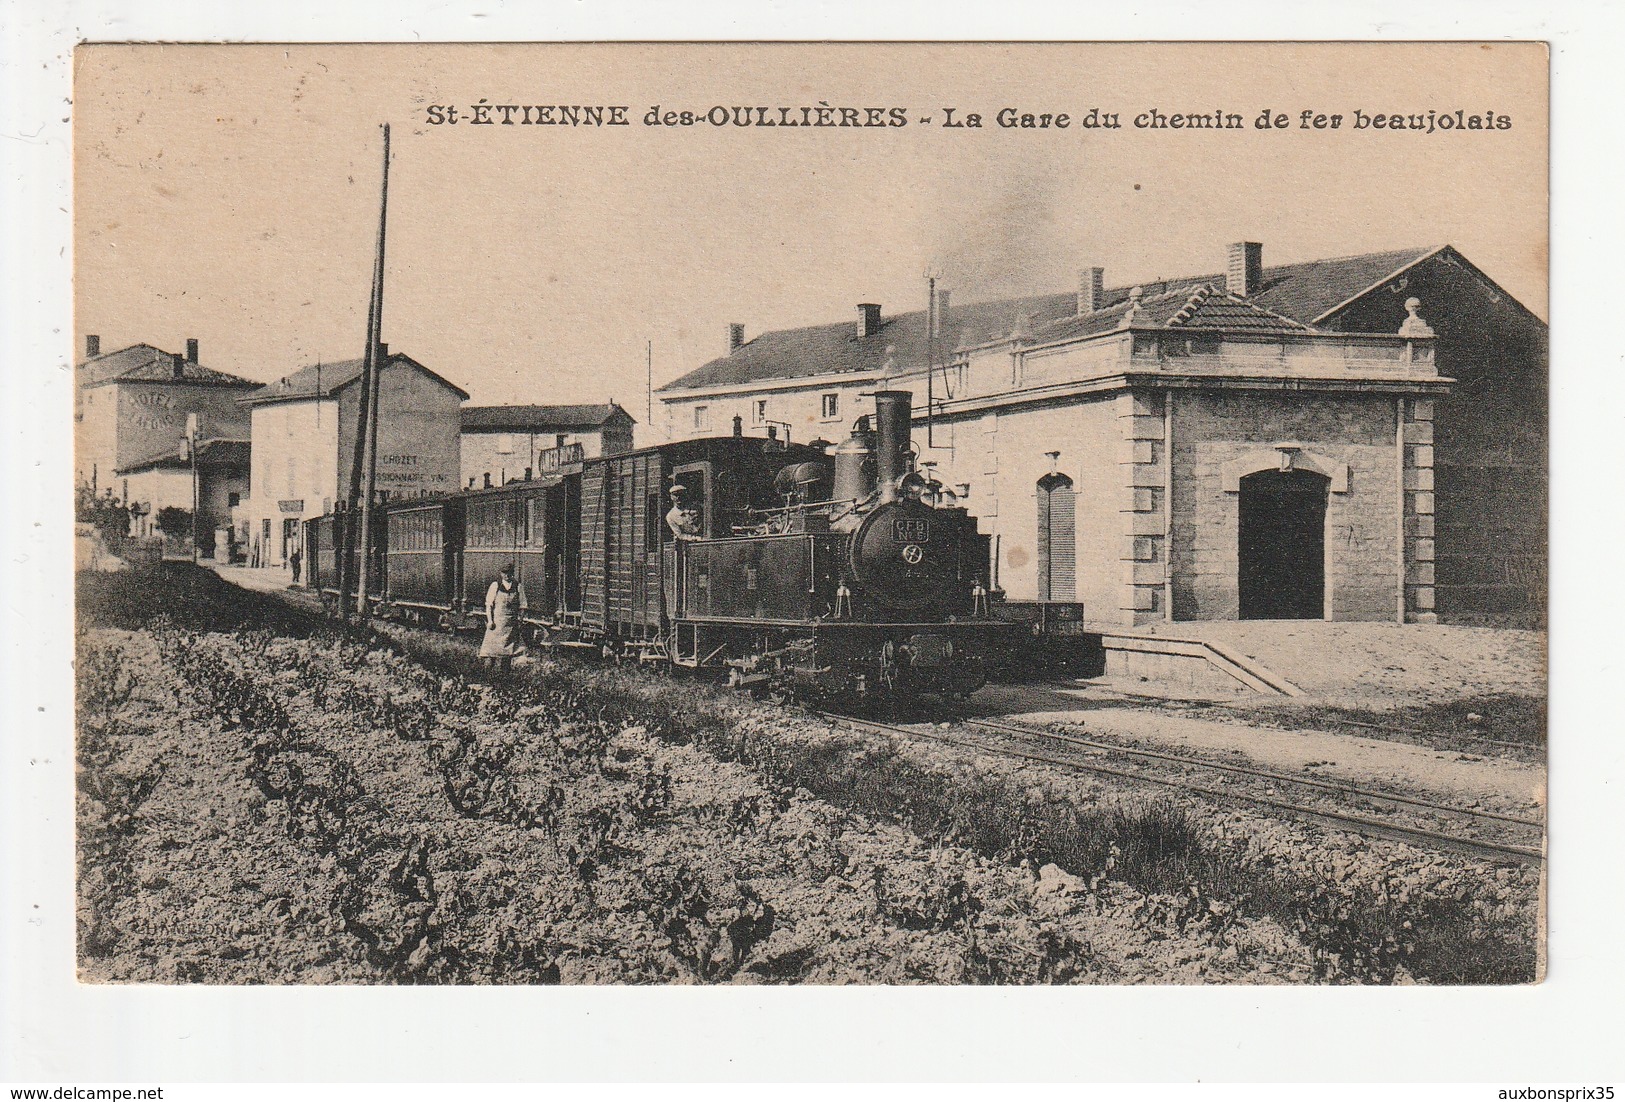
[457,475,582,635]
[377,496,463,626]
[303,510,384,612]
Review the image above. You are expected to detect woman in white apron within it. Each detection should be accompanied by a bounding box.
[480,564,527,672]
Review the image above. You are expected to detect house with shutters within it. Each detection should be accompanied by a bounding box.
[657,243,1546,626]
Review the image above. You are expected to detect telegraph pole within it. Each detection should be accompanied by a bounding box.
[186,413,200,564]
[355,122,392,619]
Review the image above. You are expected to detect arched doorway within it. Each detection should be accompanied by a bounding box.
[1238,468,1329,619]
[1036,472,1076,601]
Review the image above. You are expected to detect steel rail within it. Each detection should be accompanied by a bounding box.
[963,714,1543,830]
[1040,682,1545,752]
[822,711,1543,867]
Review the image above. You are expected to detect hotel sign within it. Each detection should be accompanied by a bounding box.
[278,499,305,514]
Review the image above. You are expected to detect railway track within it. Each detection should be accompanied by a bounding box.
[820,709,1544,867]
[1041,681,1545,754]
[224,572,1546,867]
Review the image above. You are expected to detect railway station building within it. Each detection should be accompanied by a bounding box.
[657,244,1547,626]
[240,349,468,568]
[460,403,635,489]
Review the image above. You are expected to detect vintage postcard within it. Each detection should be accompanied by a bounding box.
[71,41,1547,989]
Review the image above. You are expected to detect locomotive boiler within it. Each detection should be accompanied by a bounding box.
[666,391,1012,698]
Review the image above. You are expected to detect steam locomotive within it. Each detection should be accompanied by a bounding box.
[305,391,1016,699]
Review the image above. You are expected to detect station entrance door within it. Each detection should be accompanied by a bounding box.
[1237,468,1329,620]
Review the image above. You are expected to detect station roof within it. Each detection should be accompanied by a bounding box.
[461,403,636,433]
[241,352,470,407]
[1034,284,1316,344]
[657,246,1458,394]
[78,344,260,390]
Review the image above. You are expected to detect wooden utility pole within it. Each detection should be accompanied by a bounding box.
[186,413,200,564]
[355,123,392,618]
[338,123,391,619]
[925,273,938,449]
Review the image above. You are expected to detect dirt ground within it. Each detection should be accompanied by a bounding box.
[1131,619,1547,710]
[111,564,1535,985]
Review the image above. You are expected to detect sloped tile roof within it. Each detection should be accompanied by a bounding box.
[659,246,1444,392]
[117,437,251,474]
[1165,286,1316,332]
[657,291,1081,392]
[78,343,260,389]
[462,404,636,432]
[242,352,470,406]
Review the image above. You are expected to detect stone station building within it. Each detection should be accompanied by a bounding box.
[658,244,1546,626]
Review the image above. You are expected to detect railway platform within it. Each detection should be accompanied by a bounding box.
[1084,618,1545,711]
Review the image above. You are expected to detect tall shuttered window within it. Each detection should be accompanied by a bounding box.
[1036,472,1076,602]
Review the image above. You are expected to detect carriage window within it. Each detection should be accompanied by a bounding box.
[1036,472,1077,602]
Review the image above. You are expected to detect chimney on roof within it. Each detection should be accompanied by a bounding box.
[85,335,100,358]
[1078,267,1105,314]
[732,414,743,437]
[857,303,882,339]
[186,338,199,363]
[171,352,185,379]
[1226,242,1264,298]
[378,342,389,358]
[728,323,746,354]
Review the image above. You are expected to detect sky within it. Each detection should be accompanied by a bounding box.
[74,42,1548,427]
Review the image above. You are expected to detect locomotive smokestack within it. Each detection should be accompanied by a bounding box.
[872,390,912,505]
